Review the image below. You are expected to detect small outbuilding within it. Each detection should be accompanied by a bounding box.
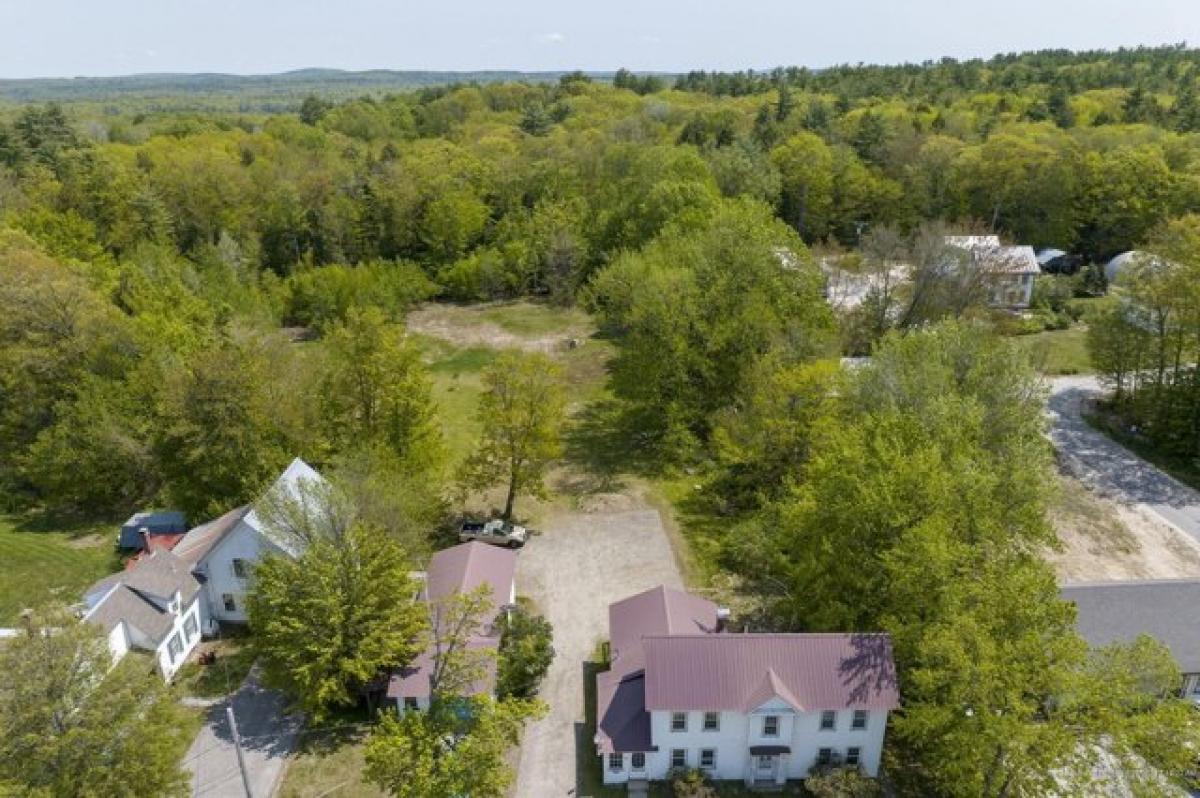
[117,511,188,550]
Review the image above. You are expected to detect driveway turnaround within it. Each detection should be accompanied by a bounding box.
[184,667,303,798]
[1048,376,1200,543]
[513,508,685,797]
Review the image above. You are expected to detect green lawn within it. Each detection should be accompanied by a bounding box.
[0,514,121,623]
[278,725,384,798]
[1013,326,1092,375]
[478,301,593,337]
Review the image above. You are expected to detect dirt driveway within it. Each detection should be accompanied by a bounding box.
[513,507,684,797]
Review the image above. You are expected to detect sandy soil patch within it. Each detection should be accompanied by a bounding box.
[1048,474,1200,581]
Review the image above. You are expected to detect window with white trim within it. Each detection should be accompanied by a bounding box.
[817,747,833,766]
[183,613,198,642]
[222,593,237,612]
[846,747,861,766]
[670,712,687,732]
[608,753,623,772]
[631,752,645,770]
[403,697,419,711]
[699,748,716,770]
[232,558,249,579]
[670,749,686,769]
[702,711,719,731]
[820,710,837,730]
[851,709,868,730]
[167,633,183,663]
[762,715,779,737]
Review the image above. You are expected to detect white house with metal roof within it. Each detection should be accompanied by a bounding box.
[595,586,899,788]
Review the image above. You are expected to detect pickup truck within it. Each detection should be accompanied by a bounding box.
[459,519,528,548]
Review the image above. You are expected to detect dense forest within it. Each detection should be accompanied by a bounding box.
[5,43,1200,516]
[5,45,1200,795]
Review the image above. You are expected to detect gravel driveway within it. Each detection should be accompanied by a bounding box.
[1048,376,1200,543]
[513,508,684,797]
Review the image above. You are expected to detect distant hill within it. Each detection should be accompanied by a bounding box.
[0,68,624,109]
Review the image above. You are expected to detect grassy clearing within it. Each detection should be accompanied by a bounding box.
[478,301,593,337]
[0,514,121,623]
[1013,326,1092,375]
[278,725,383,798]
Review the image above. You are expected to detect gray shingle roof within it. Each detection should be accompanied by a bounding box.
[83,549,200,646]
[1062,579,1200,673]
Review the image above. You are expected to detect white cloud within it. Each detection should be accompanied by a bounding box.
[540,32,566,44]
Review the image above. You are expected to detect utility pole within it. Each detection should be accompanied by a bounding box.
[226,706,253,798]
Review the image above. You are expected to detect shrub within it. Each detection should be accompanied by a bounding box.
[497,601,555,699]
[804,765,881,798]
[669,767,718,798]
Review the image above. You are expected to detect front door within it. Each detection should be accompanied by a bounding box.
[754,754,776,782]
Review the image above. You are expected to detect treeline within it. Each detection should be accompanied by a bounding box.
[675,44,1200,98]
[1089,214,1200,460]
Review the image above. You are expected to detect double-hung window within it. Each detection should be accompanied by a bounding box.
[820,710,837,731]
[670,749,687,769]
[851,709,868,730]
[817,747,833,766]
[631,752,646,770]
[670,712,687,732]
[167,633,183,663]
[699,748,716,770]
[183,613,198,642]
[232,558,249,579]
[222,593,237,612]
[702,711,720,731]
[762,715,779,736]
[846,747,861,766]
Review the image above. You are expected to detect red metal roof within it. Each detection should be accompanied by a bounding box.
[642,633,899,713]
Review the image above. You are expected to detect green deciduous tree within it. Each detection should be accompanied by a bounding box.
[0,605,192,797]
[320,306,443,470]
[364,696,545,798]
[248,521,427,719]
[496,603,555,699]
[459,351,566,519]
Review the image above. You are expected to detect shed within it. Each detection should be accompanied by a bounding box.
[118,511,188,550]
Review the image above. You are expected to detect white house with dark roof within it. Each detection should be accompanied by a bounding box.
[1062,578,1200,702]
[387,541,518,712]
[81,457,325,681]
[595,585,899,788]
[82,548,204,680]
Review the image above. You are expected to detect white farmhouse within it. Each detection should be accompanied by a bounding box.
[80,457,325,679]
[82,548,204,680]
[173,457,321,628]
[595,586,899,789]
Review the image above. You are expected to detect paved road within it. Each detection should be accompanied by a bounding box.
[512,509,685,798]
[184,667,303,798]
[1048,376,1200,544]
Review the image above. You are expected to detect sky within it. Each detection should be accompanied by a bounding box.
[1,0,1199,79]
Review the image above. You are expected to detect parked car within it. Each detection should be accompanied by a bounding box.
[459,519,528,548]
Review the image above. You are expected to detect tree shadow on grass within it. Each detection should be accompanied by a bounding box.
[562,399,668,497]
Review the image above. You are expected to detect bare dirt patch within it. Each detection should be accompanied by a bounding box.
[1048,474,1200,581]
[406,301,593,353]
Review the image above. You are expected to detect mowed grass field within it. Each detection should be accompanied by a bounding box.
[1013,326,1092,375]
[0,515,120,623]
